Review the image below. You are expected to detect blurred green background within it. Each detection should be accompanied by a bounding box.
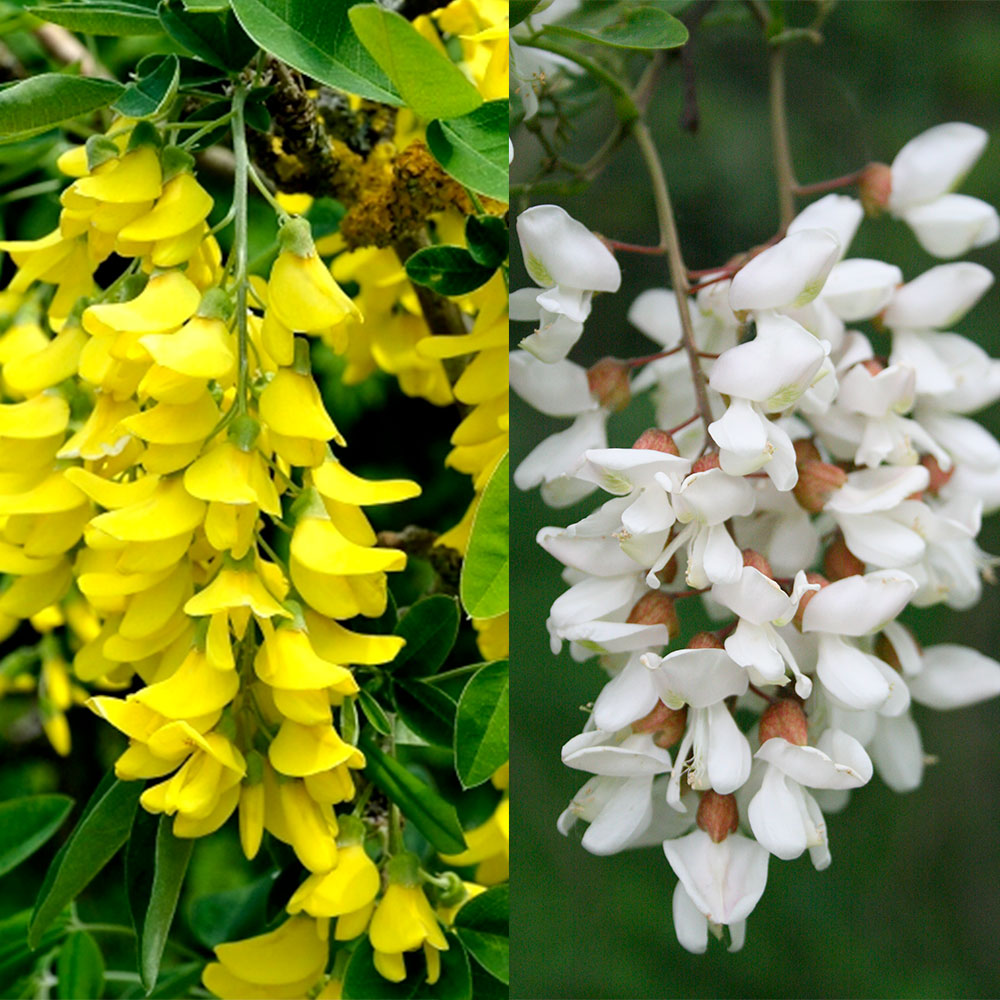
[510,2,1000,998]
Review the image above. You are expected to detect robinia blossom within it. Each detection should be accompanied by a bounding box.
[515,116,1000,955]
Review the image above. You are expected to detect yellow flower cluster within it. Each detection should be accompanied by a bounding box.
[0,122,416,864]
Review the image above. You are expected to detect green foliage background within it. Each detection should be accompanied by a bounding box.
[510,2,1000,997]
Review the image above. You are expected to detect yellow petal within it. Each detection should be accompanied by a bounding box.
[0,472,86,515]
[0,561,71,617]
[277,782,338,873]
[64,468,161,509]
[119,172,213,242]
[91,199,154,234]
[268,251,360,331]
[151,221,207,268]
[292,517,405,575]
[121,393,219,444]
[57,145,89,177]
[334,901,373,941]
[172,781,239,837]
[75,146,162,202]
[286,845,380,917]
[185,443,281,514]
[259,369,342,442]
[90,476,206,542]
[291,561,388,619]
[271,687,333,725]
[86,695,166,741]
[254,627,355,690]
[453,346,506,405]
[373,950,407,983]
[269,719,362,777]
[214,916,327,987]
[303,765,355,804]
[131,648,239,718]
[303,610,404,666]
[261,310,294,367]
[0,394,69,439]
[239,781,265,860]
[185,567,290,620]
[119,563,192,639]
[370,884,448,953]
[311,461,420,506]
[140,315,235,379]
[57,394,138,461]
[2,325,88,396]
[83,271,201,337]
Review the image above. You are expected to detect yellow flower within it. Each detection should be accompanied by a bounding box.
[202,915,329,1000]
[369,854,448,984]
[286,816,379,918]
[440,796,509,884]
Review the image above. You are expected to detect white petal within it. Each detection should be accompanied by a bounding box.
[562,620,671,655]
[788,194,864,259]
[821,258,902,321]
[801,570,917,636]
[757,731,872,788]
[889,122,988,213]
[593,654,661,731]
[909,644,1000,709]
[699,523,745,586]
[826,465,930,514]
[515,411,607,496]
[671,882,708,954]
[747,766,809,860]
[516,204,621,291]
[815,633,891,711]
[725,621,786,683]
[836,364,915,418]
[705,702,752,794]
[835,511,925,568]
[509,350,596,416]
[648,648,748,708]
[882,262,994,330]
[580,775,655,855]
[508,287,543,321]
[709,312,827,411]
[712,567,795,625]
[549,574,639,630]
[562,730,674,777]
[729,230,840,311]
[674,468,756,525]
[519,311,585,363]
[868,712,924,792]
[902,194,1000,258]
[628,288,683,348]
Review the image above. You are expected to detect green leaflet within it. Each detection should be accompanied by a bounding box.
[454,661,508,788]
[460,454,508,620]
[0,75,125,143]
[454,885,509,985]
[426,101,508,203]
[29,771,144,948]
[348,4,481,121]
[230,0,400,105]
[359,731,466,854]
[0,794,73,877]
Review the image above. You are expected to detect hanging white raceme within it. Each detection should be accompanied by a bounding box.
[512,120,1000,956]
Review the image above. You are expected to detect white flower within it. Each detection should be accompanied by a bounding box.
[800,570,917,711]
[886,122,999,257]
[512,205,621,362]
[711,568,818,695]
[641,647,752,809]
[882,262,994,331]
[729,230,841,312]
[747,729,872,865]
[510,350,607,507]
[664,829,769,953]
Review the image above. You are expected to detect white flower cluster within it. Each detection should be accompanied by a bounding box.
[511,123,1000,953]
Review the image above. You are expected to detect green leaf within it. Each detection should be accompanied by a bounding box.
[0,794,73,877]
[460,454,508,619]
[454,885,508,984]
[426,100,508,203]
[392,594,460,678]
[359,731,466,854]
[159,0,257,72]
[0,75,125,142]
[357,687,392,735]
[341,695,360,746]
[112,53,180,119]
[465,215,507,269]
[125,807,158,952]
[454,661,508,789]
[27,0,163,35]
[509,0,541,27]
[139,818,194,991]
[29,773,144,948]
[544,5,689,49]
[189,872,276,948]
[392,679,456,748]
[348,5,481,121]
[471,961,509,1000]
[405,245,495,297]
[230,0,400,105]
[343,933,471,1000]
[147,962,205,999]
[0,908,69,991]
[56,932,104,1000]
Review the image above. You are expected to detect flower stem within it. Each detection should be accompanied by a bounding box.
[631,120,714,439]
[768,44,797,229]
[229,85,250,416]
[248,162,291,222]
[794,168,864,197]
